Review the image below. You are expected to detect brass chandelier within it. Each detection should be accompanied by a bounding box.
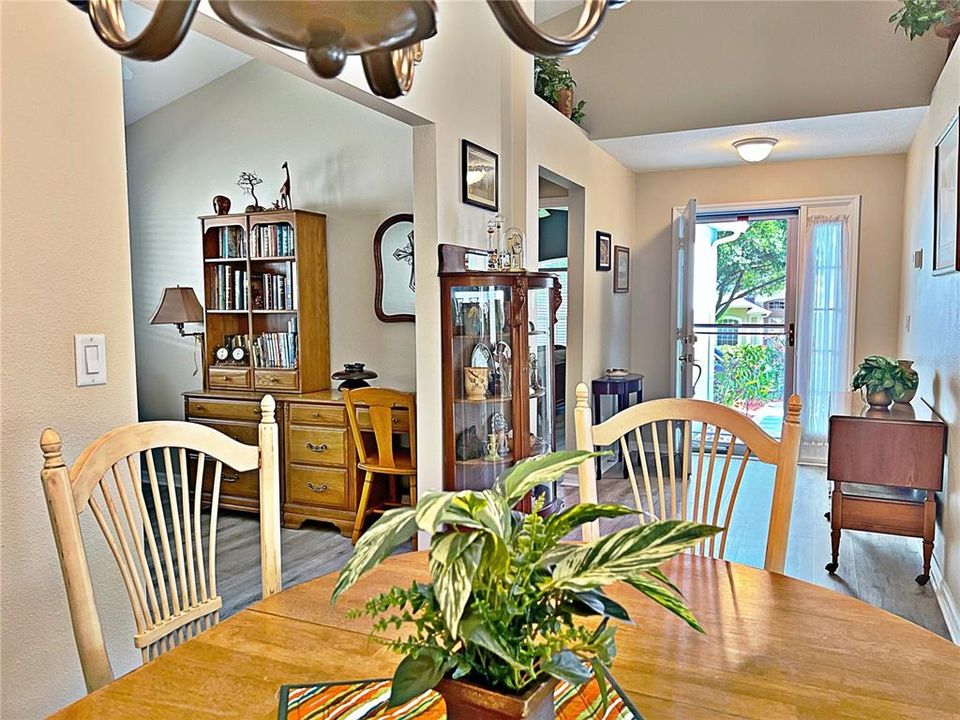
[78,0,626,98]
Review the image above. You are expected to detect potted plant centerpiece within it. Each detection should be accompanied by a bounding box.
[852,355,919,409]
[332,451,720,719]
[534,57,587,125]
[890,0,960,55]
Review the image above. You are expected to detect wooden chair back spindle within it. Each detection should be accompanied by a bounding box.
[575,383,802,573]
[40,395,281,693]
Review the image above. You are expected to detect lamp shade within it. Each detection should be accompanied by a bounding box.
[150,286,204,325]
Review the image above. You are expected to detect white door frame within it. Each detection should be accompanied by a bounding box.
[670,194,862,402]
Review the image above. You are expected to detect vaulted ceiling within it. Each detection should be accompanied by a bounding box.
[545,0,946,142]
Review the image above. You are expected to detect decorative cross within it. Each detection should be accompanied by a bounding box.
[393,229,415,291]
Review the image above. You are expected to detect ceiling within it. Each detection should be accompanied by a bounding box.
[547,1,945,142]
[121,4,251,125]
[598,106,927,173]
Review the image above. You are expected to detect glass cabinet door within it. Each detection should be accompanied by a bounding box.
[527,285,556,458]
[449,283,517,491]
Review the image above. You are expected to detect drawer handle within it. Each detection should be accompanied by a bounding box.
[268,375,280,383]
[306,482,329,493]
[223,472,239,482]
[196,404,206,411]
[311,412,322,419]
[306,442,328,453]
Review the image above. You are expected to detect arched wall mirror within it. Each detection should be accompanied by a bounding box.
[374,213,415,323]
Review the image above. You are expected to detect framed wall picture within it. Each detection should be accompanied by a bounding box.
[933,110,959,275]
[596,231,612,271]
[461,139,499,211]
[374,213,415,322]
[613,246,630,293]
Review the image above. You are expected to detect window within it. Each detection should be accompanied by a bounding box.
[537,257,567,346]
[717,318,739,346]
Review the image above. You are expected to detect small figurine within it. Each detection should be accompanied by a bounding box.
[456,425,484,461]
[237,171,265,212]
[279,161,292,209]
[529,352,541,392]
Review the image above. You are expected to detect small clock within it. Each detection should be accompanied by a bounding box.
[214,346,230,363]
[231,346,248,363]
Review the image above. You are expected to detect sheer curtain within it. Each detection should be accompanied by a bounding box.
[795,206,857,464]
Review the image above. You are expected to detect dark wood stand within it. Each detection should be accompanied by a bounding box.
[827,392,946,585]
[591,373,644,477]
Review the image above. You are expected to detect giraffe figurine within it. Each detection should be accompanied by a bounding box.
[279,161,291,210]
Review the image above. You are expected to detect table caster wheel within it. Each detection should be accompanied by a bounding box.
[916,574,930,586]
[825,562,838,574]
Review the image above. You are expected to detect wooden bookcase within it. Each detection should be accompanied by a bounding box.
[199,209,329,394]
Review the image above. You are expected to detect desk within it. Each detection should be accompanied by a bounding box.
[591,373,643,477]
[827,392,947,584]
[51,552,960,719]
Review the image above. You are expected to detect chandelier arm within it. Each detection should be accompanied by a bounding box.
[485,0,609,57]
[362,50,405,100]
[85,0,199,61]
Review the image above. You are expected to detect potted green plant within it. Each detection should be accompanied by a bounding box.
[332,451,719,719]
[852,355,918,409]
[534,57,587,126]
[889,0,960,54]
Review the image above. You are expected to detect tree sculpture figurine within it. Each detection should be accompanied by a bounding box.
[237,171,265,212]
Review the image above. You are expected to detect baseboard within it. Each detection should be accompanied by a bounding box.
[930,554,960,644]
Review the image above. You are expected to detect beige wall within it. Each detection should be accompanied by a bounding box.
[1,1,141,715]
[125,61,415,420]
[633,153,908,399]
[898,47,960,623]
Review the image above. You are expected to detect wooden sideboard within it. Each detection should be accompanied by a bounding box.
[184,389,411,536]
[827,392,947,584]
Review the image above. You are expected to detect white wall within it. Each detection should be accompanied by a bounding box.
[0,2,141,715]
[632,153,908,399]
[897,47,960,623]
[126,61,415,420]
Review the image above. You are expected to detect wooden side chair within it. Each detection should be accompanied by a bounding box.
[40,395,281,693]
[574,384,802,574]
[343,388,417,547]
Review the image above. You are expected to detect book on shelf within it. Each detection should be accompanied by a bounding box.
[252,318,298,369]
[251,270,295,310]
[210,265,248,310]
[252,223,295,258]
[217,226,246,259]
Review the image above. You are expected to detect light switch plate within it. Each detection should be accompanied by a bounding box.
[75,334,107,386]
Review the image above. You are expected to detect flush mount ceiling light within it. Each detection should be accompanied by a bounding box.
[733,137,779,163]
[75,0,627,99]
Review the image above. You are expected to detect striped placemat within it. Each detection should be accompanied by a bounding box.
[278,675,642,719]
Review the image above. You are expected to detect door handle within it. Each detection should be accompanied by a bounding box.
[788,322,796,347]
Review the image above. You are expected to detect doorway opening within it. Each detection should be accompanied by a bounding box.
[691,210,798,439]
[538,176,569,449]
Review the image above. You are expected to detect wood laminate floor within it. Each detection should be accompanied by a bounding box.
[211,460,949,639]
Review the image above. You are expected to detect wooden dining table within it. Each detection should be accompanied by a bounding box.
[52,552,960,719]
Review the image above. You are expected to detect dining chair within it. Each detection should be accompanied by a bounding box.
[574,383,802,573]
[343,387,417,547]
[40,395,281,693]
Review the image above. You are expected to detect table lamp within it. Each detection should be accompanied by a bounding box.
[150,286,205,375]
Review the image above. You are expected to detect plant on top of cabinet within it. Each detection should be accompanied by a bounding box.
[534,57,586,126]
[889,0,960,54]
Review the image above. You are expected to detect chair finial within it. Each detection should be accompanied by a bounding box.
[786,394,802,423]
[40,428,65,469]
[260,394,276,424]
[576,383,589,408]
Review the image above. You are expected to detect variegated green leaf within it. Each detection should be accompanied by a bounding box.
[546,503,641,537]
[498,450,601,505]
[415,491,456,533]
[626,577,704,632]
[429,531,484,637]
[331,507,417,603]
[550,520,720,592]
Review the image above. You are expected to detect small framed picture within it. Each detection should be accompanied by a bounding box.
[933,110,958,275]
[613,246,630,293]
[461,139,499,211]
[596,231,612,271]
